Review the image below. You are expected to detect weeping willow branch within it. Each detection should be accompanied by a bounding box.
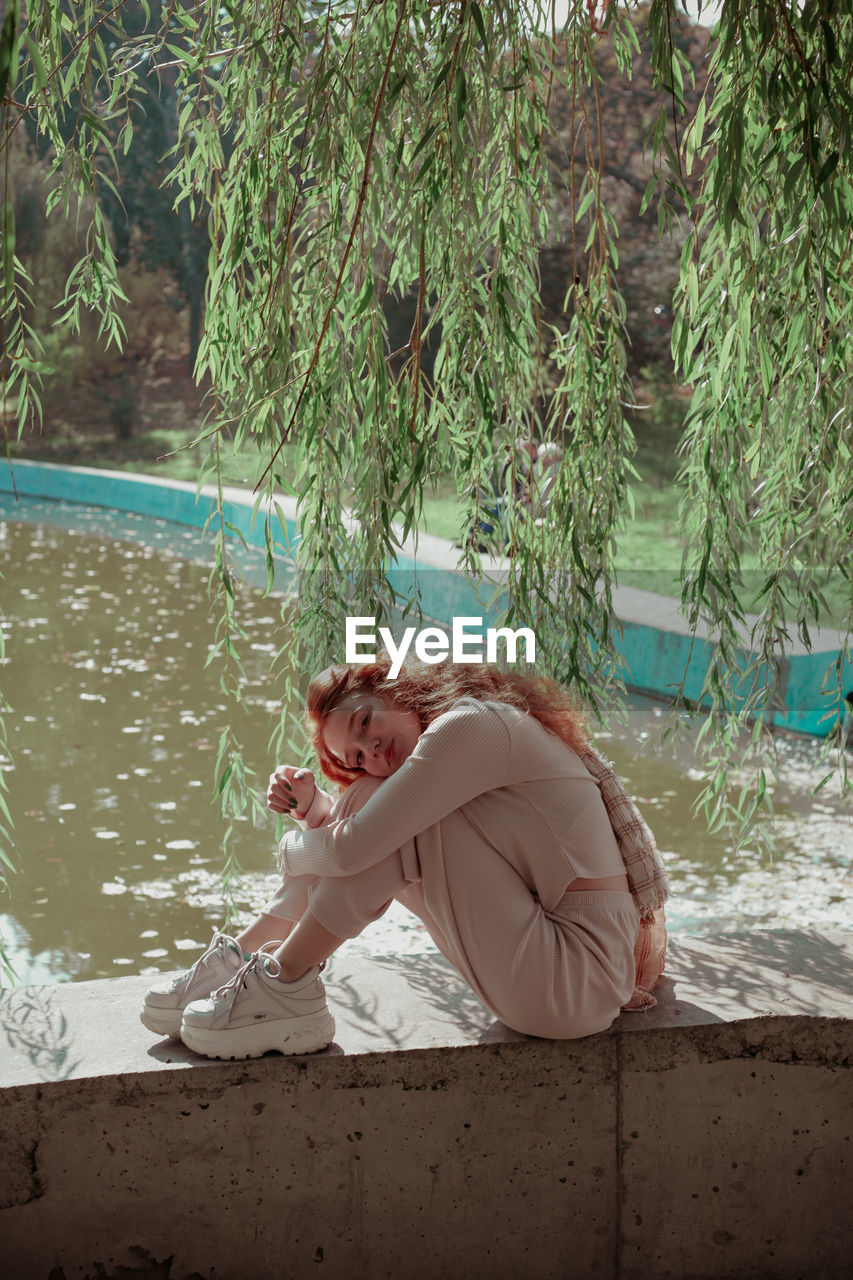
[670,0,853,843]
[255,0,409,489]
[1,0,851,925]
[205,432,268,923]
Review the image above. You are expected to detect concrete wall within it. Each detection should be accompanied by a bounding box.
[2,933,851,1280]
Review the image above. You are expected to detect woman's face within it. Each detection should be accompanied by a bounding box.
[323,691,422,778]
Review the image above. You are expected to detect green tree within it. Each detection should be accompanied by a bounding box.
[15,0,208,370]
[1,0,851,892]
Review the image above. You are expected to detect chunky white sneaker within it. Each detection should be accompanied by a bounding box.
[140,932,248,1037]
[180,953,336,1060]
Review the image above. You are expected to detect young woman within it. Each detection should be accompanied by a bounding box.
[141,659,668,1058]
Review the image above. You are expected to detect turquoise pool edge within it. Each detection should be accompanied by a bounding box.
[3,458,849,738]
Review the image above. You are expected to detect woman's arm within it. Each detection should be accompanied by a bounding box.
[279,699,513,879]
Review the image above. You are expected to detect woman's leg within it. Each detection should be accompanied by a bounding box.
[180,846,416,1058]
[256,773,397,982]
[236,912,295,954]
[179,779,417,1058]
[397,812,639,1039]
[272,914,347,981]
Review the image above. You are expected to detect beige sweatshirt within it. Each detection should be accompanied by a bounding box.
[280,698,627,913]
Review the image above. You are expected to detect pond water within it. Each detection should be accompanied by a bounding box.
[1,493,851,986]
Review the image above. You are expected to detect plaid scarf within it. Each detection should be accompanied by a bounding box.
[579,746,670,924]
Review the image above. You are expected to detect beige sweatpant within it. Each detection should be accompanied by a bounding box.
[264,774,640,1040]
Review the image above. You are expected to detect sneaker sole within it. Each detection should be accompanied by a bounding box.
[180,1011,336,1060]
[140,1006,183,1038]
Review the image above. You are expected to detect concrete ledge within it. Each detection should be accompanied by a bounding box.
[2,931,851,1279]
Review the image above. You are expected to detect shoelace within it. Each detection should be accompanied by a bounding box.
[170,931,230,996]
[211,946,283,1025]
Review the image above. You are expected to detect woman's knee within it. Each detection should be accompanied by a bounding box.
[329,773,385,820]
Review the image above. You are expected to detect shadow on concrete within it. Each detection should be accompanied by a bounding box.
[665,929,853,1019]
[360,951,535,1046]
[0,985,82,1081]
[146,1036,207,1067]
[367,951,496,1038]
[326,961,413,1052]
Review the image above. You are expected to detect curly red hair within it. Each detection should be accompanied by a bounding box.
[305,657,589,788]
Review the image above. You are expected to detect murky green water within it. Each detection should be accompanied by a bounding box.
[1,495,851,986]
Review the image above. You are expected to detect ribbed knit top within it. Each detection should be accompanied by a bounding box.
[279,698,626,911]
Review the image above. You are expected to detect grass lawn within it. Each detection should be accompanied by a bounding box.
[10,419,686,593]
[4,407,694,591]
[10,393,846,625]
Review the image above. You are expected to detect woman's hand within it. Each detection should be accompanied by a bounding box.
[267,765,317,817]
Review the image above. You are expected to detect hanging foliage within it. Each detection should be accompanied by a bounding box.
[1,0,851,909]
[668,0,853,836]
